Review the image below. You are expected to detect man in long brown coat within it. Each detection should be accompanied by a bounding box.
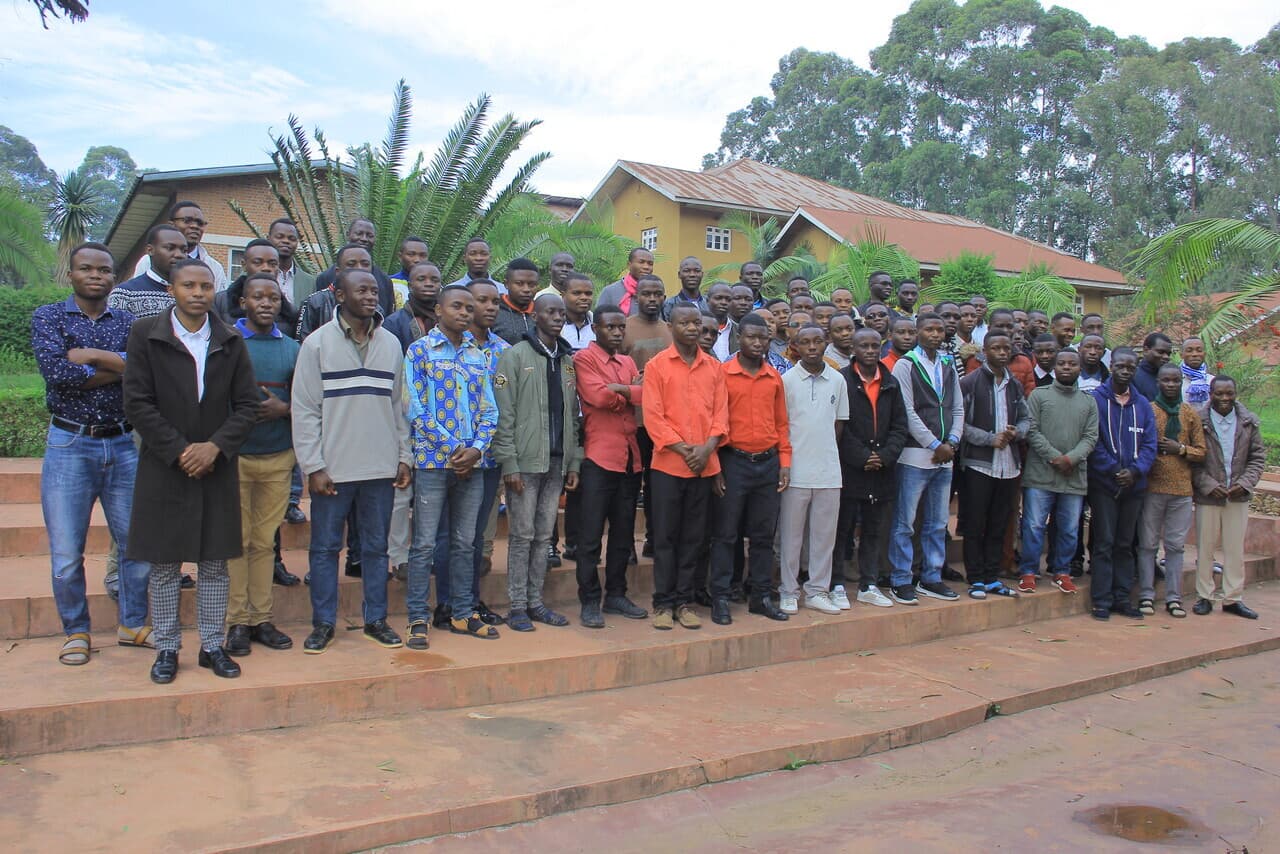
[124,258,259,684]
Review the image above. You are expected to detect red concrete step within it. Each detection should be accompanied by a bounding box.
[4,583,1277,853]
[1,551,1272,758]
[0,459,40,504]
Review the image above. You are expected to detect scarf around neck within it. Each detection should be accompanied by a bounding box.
[1181,362,1210,404]
[1154,391,1183,440]
[618,274,638,315]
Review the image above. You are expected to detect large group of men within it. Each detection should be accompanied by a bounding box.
[34,203,1267,683]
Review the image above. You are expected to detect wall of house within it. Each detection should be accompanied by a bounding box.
[672,207,756,286]
[608,179,683,289]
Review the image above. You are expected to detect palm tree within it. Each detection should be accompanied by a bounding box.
[704,212,786,283]
[923,253,1078,316]
[1128,218,1280,345]
[0,188,55,286]
[230,80,551,280]
[485,195,633,289]
[48,168,104,284]
[809,229,919,302]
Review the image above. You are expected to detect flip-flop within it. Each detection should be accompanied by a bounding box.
[1166,601,1187,618]
[117,625,156,648]
[60,633,91,665]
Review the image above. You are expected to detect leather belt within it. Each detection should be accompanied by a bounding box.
[726,446,778,463]
[51,416,132,438]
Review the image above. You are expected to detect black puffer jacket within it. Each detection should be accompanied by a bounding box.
[838,362,909,502]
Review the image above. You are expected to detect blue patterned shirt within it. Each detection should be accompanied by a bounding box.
[405,327,498,469]
[31,296,135,425]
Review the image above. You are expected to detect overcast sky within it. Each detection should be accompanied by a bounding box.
[1,1,1274,198]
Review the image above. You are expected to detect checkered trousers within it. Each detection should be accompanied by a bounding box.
[149,561,229,652]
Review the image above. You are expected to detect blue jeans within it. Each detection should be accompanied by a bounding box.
[410,468,484,622]
[288,463,303,507]
[308,479,394,626]
[889,464,952,587]
[1018,488,1083,577]
[42,425,149,634]
[432,467,500,609]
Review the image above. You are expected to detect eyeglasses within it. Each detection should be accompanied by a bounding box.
[174,216,207,227]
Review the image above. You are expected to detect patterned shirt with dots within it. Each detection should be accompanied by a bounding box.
[405,327,498,470]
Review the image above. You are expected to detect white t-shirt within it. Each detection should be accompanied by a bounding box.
[782,362,849,489]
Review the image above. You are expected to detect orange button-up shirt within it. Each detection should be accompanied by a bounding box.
[642,344,729,478]
[573,342,643,473]
[722,356,792,467]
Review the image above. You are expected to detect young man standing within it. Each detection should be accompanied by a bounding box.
[33,243,151,665]
[387,236,430,310]
[212,239,281,327]
[1050,312,1077,351]
[133,201,228,290]
[492,294,583,631]
[729,284,756,324]
[642,303,728,630]
[888,313,965,605]
[882,316,916,372]
[108,224,188,319]
[493,257,539,345]
[1077,334,1110,393]
[296,244,374,340]
[622,275,672,558]
[741,262,767,308]
[970,294,989,343]
[123,259,259,684]
[766,299,793,366]
[573,304,648,628]
[1031,334,1060,388]
[896,280,919,317]
[224,274,299,656]
[448,237,495,290]
[536,252,576,299]
[824,313,856,370]
[964,309,1035,396]
[837,327,908,608]
[598,247,654,316]
[1018,350,1098,594]
[1138,363,1206,618]
[1179,336,1214,405]
[1192,377,1265,619]
[661,257,707,320]
[268,217,317,319]
[705,282,739,361]
[313,218,396,316]
[1133,332,1173,401]
[404,284,501,645]
[560,273,596,351]
[711,314,791,624]
[959,332,1029,599]
[1086,348,1157,619]
[292,269,413,654]
[862,304,892,341]
[859,271,895,317]
[779,324,849,614]
[1080,313,1112,367]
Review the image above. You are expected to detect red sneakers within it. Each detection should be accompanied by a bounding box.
[1017,575,1037,594]
[1052,574,1078,594]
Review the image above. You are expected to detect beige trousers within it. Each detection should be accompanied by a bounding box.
[227,449,295,626]
[1195,501,1247,604]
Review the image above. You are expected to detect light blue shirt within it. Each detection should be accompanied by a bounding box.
[1210,407,1237,485]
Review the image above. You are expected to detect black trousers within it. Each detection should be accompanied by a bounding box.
[637,427,655,546]
[550,487,582,553]
[960,468,1019,585]
[575,459,641,605]
[1087,487,1144,609]
[650,470,711,610]
[710,452,780,601]
[832,485,860,587]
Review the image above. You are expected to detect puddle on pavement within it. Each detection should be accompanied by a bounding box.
[1076,804,1209,844]
[390,651,453,669]
[465,715,564,740]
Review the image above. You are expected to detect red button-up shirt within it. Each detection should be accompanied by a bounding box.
[642,344,729,479]
[573,342,644,473]
[722,356,792,467]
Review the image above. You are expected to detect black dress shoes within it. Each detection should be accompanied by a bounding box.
[344,559,363,578]
[251,622,293,649]
[749,597,790,621]
[273,561,301,586]
[432,603,453,628]
[303,623,335,654]
[150,650,178,684]
[1223,602,1259,620]
[1110,602,1144,619]
[712,598,732,625]
[580,602,606,629]
[1193,598,1214,616]
[603,595,648,619]
[198,647,241,678]
[476,601,506,626]
[225,624,252,657]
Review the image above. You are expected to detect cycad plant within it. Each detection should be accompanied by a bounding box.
[924,252,1077,316]
[704,212,786,283]
[0,188,55,286]
[231,80,550,280]
[809,228,919,302]
[485,195,633,288]
[48,167,104,284]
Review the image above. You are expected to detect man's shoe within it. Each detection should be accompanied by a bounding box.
[562,545,577,562]
[198,647,242,678]
[968,584,988,600]
[890,584,918,605]
[603,595,647,619]
[150,650,178,684]
[284,505,307,524]
[693,590,713,607]
[652,607,674,630]
[1091,607,1111,621]
[1223,602,1259,620]
[1069,559,1085,578]
[250,622,293,650]
[581,602,606,629]
[805,592,842,614]
[345,559,362,578]
[507,609,535,632]
[1112,603,1144,619]
[432,603,453,628]
[392,562,408,582]
[529,605,570,627]
[273,561,301,586]
[711,598,732,625]
[180,574,196,590]
[1018,575,1037,594]
[780,595,799,614]
[748,597,789,621]
[729,585,747,604]
[1193,598,1214,616]
[941,566,965,583]
[476,601,506,626]
[916,581,959,601]
[830,585,852,610]
[546,546,562,568]
[363,618,403,648]
[225,624,252,657]
[675,604,701,629]
[303,623,335,654]
[1052,574,1078,594]
[857,586,894,608]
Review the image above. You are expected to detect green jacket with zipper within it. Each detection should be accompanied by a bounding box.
[491,335,583,477]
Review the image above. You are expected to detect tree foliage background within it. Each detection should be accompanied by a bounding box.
[705,1,1280,279]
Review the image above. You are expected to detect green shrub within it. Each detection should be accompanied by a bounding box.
[0,285,73,360]
[0,387,48,457]
[1264,432,1280,468]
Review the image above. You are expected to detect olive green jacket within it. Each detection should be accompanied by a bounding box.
[492,336,583,477]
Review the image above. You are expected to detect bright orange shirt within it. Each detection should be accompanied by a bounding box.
[641,344,729,478]
[722,356,792,466]
[852,363,882,430]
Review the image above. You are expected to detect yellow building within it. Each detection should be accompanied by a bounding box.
[576,158,1132,314]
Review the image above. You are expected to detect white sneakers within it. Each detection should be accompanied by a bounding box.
[830,585,852,610]
[780,595,799,614]
[857,586,894,608]
[805,592,843,614]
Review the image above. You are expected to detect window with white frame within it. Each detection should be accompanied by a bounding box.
[641,228,658,251]
[1073,293,1085,316]
[228,248,245,281]
[705,226,732,252]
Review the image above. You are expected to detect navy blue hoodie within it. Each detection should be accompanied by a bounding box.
[1087,379,1158,496]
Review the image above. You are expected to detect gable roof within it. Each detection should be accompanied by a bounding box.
[582,158,1130,291]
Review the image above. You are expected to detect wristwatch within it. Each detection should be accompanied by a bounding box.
[1179,443,1186,456]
